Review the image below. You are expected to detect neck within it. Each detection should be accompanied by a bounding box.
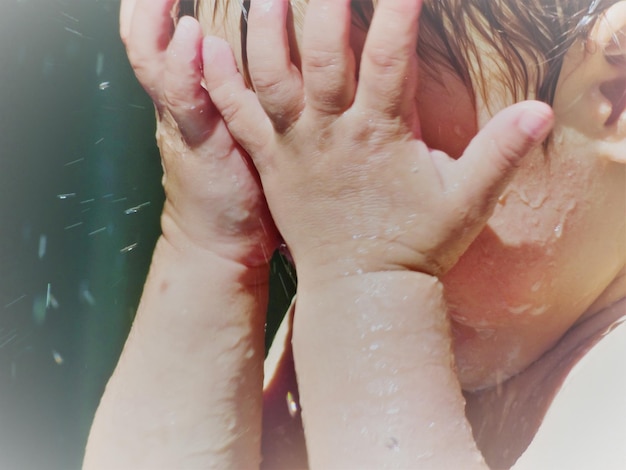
[577,266,626,324]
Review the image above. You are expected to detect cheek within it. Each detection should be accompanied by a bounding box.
[440,141,620,330]
[440,155,578,328]
[441,225,554,328]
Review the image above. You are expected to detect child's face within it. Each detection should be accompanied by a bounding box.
[205,2,626,390]
[341,18,625,390]
[434,44,626,391]
[444,134,625,390]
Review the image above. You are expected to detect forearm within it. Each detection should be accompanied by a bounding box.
[84,235,269,469]
[293,271,486,469]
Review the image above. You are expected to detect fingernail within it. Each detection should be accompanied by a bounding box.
[519,105,554,141]
[202,36,218,60]
[171,17,200,62]
[255,0,275,13]
[175,16,196,38]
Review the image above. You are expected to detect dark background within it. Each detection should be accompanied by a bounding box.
[0,1,294,468]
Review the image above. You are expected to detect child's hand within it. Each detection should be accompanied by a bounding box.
[121,0,278,266]
[202,0,554,279]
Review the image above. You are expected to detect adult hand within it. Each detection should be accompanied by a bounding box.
[202,0,554,279]
[120,0,278,267]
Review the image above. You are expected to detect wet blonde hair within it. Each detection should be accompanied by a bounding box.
[194,0,618,106]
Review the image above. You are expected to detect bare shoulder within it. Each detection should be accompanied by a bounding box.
[513,320,626,469]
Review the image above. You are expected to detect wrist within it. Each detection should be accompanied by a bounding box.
[160,205,275,272]
[291,237,446,284]
[290,271,484,467]
[295,269,446,328]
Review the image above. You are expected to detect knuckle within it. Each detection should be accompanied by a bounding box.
[304,47,342,72]
[490,136,526,173]
[211,85,243,125]
[163,88,187,111]
[250,70,284,97]
[126,47,148,71]
[127,54,162,98]
[364,46,406,74]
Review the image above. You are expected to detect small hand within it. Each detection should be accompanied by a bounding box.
[202,0,553,278]
[120,0,278,266]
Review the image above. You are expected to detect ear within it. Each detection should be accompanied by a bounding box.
[553,1,626,163]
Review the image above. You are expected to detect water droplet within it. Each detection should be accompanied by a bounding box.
[45,283,52,309]
[4,295,26,309]
[507,304,532,315]
[38,235,47,260]
[476,328,495,340]
[515,187,548,209]
[96,52,105,76]
[286,391,299,418]
[57,193,76,200]
[120,243,138,254]
[64,26,86,39]
[52,350,64,365]
[64,157,84,167]
[80,283,96,306]
[385,437,400,451]
[88,227,107,236]
[98,81,110,91]
[554,223,563,238]
[124,201,151,215]
[32,295,47,326]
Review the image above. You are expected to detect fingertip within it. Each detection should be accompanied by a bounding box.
[202,36,239,81]
[516,101,555,143]
[171,15,202,52]
[176,15,201,33]
[202,35,224,59]
[455,100,555,205]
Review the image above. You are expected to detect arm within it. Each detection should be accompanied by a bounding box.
[84,0,278,467]
[84,239,269,469]
[293,272,481,469]
[202,0,554,467]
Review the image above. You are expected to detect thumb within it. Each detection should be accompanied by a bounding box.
[455,100,554,210]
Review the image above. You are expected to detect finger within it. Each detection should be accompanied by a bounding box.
[164,16,215,147]
[127,0,179,97]
[355,0,421,123]
[119,0,136,45]
[247,0,303,132]
[203,36,275,173]
[454,101,554,213]
[301,0,356,115]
